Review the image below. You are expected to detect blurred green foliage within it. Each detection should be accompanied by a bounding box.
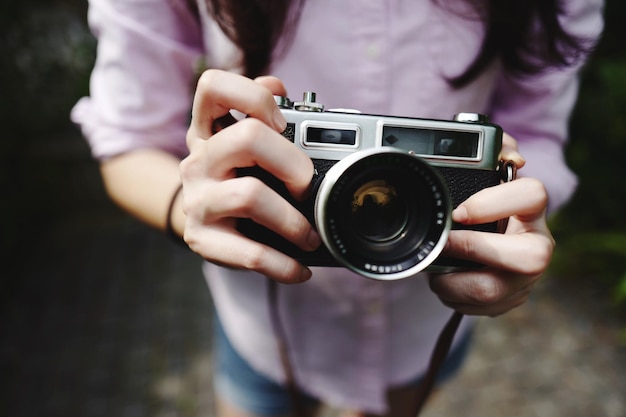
[549,0,626,310]
[0,0,624,310]
[0,0,101,272]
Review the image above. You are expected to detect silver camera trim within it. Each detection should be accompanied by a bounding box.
[375,119,486,168]
[283,108,501,171]
[300,120,361,152]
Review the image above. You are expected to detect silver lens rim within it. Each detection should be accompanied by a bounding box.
[314,147,452,280]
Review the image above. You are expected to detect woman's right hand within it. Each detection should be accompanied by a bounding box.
[180,70,321,283]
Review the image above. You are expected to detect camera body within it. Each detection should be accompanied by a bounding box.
[237,92,505,280]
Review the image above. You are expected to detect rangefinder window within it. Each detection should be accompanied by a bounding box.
[381,126,480,159]
[305,126,358,147]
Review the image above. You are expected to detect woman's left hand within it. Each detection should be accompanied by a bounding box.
[429,133,556,316]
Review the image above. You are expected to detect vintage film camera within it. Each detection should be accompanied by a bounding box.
[237,92,509,280]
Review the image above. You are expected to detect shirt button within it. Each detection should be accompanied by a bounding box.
[366,43,380,60]
[366,300,382,314]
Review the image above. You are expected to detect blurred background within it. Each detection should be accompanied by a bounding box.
[0,1,624,416]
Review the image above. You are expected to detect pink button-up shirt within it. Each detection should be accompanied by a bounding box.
[72,0,603,412]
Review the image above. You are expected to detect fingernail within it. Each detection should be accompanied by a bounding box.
[452,206,469,223]
[504,151,525,167]
[307,229,322,250]
[273,108,287,132]
[299,267,312,282]
[511,153,526,167]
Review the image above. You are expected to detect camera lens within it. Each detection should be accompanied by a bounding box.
[314,148,451,280]
[351,180,408,243]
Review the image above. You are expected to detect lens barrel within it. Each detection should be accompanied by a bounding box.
[314,148,452,280]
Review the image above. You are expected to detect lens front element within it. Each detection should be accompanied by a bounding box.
[351,180,408,244]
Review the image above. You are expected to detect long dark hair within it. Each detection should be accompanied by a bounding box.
[205,0,592,87]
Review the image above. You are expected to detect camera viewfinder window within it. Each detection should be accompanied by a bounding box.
[306,127,357,145]
[382,126,479,158]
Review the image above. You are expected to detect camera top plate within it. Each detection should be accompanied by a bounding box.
[275,92,503,171]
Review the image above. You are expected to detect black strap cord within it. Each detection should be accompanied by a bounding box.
[268,278,464,417]
[409,310,464,415]
[268,279,306,417]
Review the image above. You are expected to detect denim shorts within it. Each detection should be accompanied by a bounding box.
[213,315,473,416]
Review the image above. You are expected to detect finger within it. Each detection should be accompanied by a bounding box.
[194,118,314,200]
[436,288,532,317]
[197,176,320,251]
[211,76,288,134]
[452,177,548,225]
[444,229,554,276]
[184,223,312,284]
[190,69,287,139]
[254,75,288,97]
[500,132,526,169]
[429,271,536,316]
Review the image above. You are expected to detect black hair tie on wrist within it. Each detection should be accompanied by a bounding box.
[166,183,185,246]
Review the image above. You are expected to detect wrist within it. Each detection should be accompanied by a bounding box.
[166,183,185,244]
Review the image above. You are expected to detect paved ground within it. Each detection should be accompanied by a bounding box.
[2,206,625,417]
[424,277,626,417]
[0,213,212,417]
[1,136,625,417]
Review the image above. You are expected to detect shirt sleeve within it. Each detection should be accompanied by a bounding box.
[488,0,604,213]
[71,0,204,160]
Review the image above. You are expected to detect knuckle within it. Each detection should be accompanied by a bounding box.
[519,236,554,276]
[229,177,265,213]
[522,177,549,209]
[467,277,503,305]
[178,155,195,179]
[181,191,206,219]
[293,158,315,190]
[182,223,208,255]
[278,262,304,284]
[227,118,267,150]
[179,189,194,215]
[284,212,310,241]
[249,87,273,110]
[180,190,206,221]
[239,244,269,271]
[179,150,209,182]
[457,232,479,259]
[182,228,199,252]
[196,68,222,93]
[235,117,266,138]
[185,128,195,149]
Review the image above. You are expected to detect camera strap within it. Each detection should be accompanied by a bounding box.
[267,279,463,417]
[406,159,518,413]
[266,159,518,415]
[409,310,464,415]
[268,279,307,416]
